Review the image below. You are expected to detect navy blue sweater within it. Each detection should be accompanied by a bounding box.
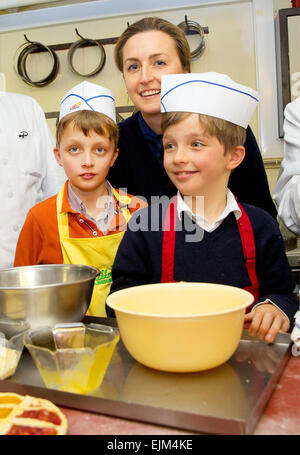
[108,112,277,218]
[109,202,297,327]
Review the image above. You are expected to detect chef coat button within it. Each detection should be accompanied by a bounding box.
[79,217,84,223]
[13,225,19,232]
[2,158,8,165]
[7,191,14,198]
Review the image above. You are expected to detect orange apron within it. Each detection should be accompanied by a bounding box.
[56,186,131,317]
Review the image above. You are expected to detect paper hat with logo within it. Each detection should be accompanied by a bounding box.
[160,72,259,128]
[59,80,116,122]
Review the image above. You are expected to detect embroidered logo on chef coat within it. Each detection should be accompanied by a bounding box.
[18,131,28,139]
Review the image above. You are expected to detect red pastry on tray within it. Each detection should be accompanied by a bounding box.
[0,392,67,435]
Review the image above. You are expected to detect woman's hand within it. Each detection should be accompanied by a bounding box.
[244,303,290,344]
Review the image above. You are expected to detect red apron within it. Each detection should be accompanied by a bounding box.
[160,196,259,311]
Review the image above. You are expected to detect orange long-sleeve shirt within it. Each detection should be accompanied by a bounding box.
[14,182,147,266]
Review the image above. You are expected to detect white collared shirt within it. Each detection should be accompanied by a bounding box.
[68,180,116,235]
[177,189,242,232]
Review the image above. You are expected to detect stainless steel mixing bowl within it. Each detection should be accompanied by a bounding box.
[0,264,99,329]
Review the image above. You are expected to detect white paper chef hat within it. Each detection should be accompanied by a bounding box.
[59,80,116,122]
[160,72,259,128]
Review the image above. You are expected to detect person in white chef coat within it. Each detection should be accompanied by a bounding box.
[273,96,300,235]
[0,91,66,268]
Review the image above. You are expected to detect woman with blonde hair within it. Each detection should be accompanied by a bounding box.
[108,17,277,217]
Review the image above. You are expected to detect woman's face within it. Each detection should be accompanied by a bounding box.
[122,30,186,116]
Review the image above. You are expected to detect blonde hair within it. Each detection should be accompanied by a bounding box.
[56,110,119,148]
[114,17,191,73]
[161,112,246,154]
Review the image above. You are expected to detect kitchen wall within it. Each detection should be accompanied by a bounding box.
[0,1,258,136]
[0,0,297,194]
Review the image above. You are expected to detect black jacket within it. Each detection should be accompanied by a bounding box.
[108,112,277,218]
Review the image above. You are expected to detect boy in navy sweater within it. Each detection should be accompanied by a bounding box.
[109,72,298,343]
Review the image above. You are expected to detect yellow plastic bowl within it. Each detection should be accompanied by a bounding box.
[106,282,254,372]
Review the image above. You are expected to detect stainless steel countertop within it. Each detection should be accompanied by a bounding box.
[0,317,292,435]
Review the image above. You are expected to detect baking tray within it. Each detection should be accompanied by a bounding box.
[0,316,292,435]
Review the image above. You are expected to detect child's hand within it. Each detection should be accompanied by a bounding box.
[244,303,290,344]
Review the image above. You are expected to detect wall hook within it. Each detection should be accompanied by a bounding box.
[24,34,34,44]
[75,28,86,41]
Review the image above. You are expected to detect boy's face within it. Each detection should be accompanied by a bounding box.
[54,122,118,196]
[163,113,242,198]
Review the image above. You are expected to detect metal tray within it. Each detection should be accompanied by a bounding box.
[0,317,292,435]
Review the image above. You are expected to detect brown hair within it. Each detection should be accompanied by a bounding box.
[114,17,191,73]
[161,112,247,154]
[56,110,119,148]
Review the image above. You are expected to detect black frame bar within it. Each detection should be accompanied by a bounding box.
[275,7,300,137]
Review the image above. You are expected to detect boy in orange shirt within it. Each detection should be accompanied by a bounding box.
[14,81,147,317]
